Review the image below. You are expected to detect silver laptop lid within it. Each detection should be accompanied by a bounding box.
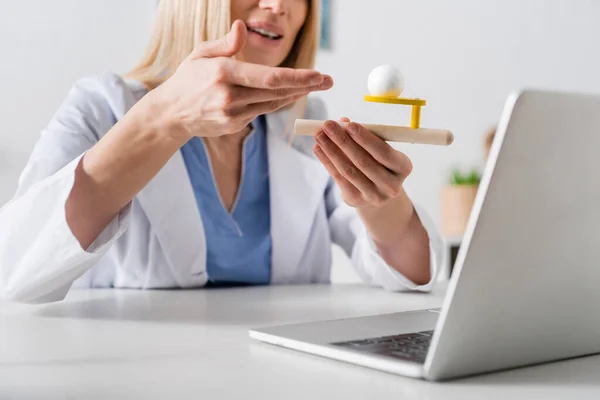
[425,89,600,381]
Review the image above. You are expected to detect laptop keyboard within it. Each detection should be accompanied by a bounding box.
[331,330,434,364]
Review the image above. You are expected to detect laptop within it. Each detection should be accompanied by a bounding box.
[249,89,600,381]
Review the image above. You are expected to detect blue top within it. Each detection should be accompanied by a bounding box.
[179,116,272,285]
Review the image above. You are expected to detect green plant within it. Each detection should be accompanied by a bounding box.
[449,167,481,186]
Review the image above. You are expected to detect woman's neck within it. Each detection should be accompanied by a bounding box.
[201,124,252,212]
[203,124,252,151]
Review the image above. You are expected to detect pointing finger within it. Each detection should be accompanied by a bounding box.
[229,75,333,104]
[229,62,328,89]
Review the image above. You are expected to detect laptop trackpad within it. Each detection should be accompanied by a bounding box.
[257,310,439,345]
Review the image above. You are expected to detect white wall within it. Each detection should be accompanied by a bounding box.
[2,0,600,283]
[320,0,600,282]
[0,0,154,203]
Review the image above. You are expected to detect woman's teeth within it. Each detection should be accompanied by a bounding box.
[248,27,282,40]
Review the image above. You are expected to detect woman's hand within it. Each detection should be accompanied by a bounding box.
[152,20,333,139]
[313,118,412,208]
[313,118,432,285]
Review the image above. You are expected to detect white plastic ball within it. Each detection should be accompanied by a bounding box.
[367,64,404,98]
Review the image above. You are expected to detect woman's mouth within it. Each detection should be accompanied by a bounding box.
[245,21,285,45]
[247,27,283,41]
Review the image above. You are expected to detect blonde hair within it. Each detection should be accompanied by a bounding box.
[126,0,321,90]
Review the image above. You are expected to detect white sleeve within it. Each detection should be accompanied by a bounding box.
[351,203,443,292]
[0,155,131,303]
[0,74,133,303]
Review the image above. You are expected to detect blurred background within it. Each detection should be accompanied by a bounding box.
[1,0,599,283]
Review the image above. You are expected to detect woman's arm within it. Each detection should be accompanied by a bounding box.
[65,94,187,250]
[355,191,431,285]
[68,20,331,249]
[314,118,438,287]
[0,21,331,302]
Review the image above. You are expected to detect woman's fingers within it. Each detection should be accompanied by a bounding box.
[189,20,247,59]
[314,128,383,203]
[230,75,333,105]
[322,121,401,199]
[235,93,307,120]
[227,59,328,89]
[230,75,331,120]
[344,121,411,176]
[313,143,363,203]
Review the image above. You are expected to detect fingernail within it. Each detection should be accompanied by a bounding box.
[316,132,326,143]
[310,75,324,85]
[319,76,332,89]
[324,121,337,135]
[347,123,358,135]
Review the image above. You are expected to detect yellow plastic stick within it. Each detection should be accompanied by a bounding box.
[361,93,452,145]
[411,105,421,129]
[364,95,427,129]
[364,95,427,106]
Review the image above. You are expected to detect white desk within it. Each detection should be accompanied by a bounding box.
[1,284,599,399]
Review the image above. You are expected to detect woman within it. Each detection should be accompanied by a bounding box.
[0,0,442,303]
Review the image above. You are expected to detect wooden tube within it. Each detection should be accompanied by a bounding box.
[293,119,454,146]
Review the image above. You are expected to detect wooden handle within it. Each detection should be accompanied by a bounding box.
[293,119,454,146]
